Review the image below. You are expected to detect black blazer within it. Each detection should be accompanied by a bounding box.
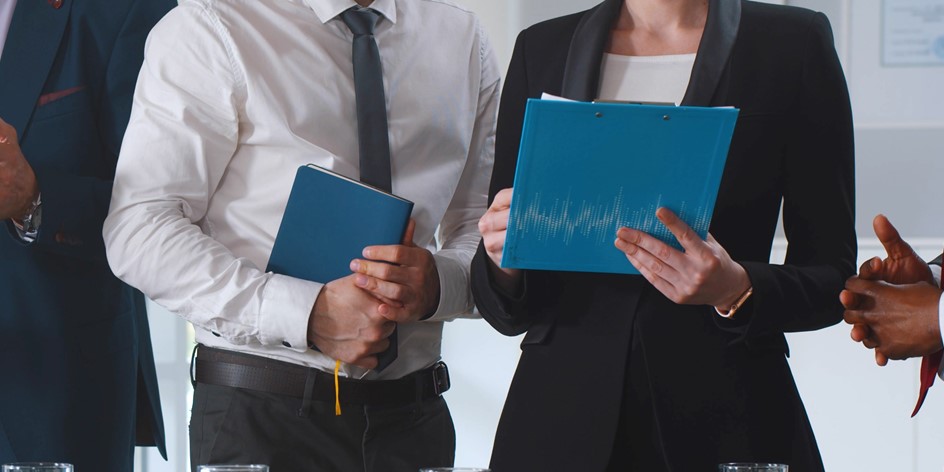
[470,1,855,470]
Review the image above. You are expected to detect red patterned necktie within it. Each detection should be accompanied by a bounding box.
[911,272,944,417]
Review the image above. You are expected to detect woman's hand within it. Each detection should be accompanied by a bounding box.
[614,207,750,309]
[478,188,522,292]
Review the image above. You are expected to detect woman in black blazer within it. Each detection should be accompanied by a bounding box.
[471,0,855,470]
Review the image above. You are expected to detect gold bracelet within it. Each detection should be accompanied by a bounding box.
[715,285,753,319]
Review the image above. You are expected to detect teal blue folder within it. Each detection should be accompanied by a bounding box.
[267,164,413,370]
[501,99,738,275]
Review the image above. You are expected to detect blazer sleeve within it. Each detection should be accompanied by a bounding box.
[471,29,540,337]
[10,0,173,263]
[727,12,856,340]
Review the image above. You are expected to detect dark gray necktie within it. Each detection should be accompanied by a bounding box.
[340,7,392,192]
[339,7,397,371]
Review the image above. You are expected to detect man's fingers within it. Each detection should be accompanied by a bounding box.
[360,244,417,267]
[843,308,866,326]
[875,350,889,366]
[858,257,883,280]
[377,303,424,323]
[839,289,860,310]
[873,214,913,259]
[844,277,885,300]
[401,219,416,247]
[354,273,411,304]
[849,322,870,342]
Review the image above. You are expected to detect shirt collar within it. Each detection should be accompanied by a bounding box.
[308,0,397,26]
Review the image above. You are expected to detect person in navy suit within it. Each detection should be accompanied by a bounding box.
[0,0,173,469]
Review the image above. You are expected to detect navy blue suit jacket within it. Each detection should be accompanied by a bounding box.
[0,0,173,469]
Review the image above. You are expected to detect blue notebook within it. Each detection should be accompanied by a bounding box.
[501,99,738,275]
[267,164,413,370]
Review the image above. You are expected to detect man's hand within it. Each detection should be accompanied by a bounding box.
[614,207,750,309]
[350,219,441,323]
[844,215,934,365]
[0,118,38,220]
[842,278,943,363]
[307,274,397,369]
[859,214,932,284]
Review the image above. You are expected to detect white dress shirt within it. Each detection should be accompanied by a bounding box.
[0,0,16,61]
[930,265,944,379]
[104,0,499,380]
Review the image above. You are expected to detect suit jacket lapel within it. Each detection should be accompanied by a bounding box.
[561,0,622,101]
[681,0,741,106]
[0,0,72,138]
[561,0,741,105]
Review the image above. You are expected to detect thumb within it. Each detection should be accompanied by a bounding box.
[873,214,915,260]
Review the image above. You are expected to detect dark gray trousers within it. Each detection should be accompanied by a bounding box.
[189,382,456,472]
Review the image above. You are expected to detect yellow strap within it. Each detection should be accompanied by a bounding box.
[334,359,342,416]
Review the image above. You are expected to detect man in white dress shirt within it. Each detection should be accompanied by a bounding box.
[103,0,499,469]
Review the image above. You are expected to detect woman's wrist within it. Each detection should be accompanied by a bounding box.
[714,264,751,309]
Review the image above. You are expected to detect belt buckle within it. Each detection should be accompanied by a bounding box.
[432,362,450,395]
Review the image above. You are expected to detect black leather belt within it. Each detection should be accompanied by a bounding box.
[194,346,450,407]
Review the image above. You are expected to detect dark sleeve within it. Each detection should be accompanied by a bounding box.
[728,12,856,339]
[18,0,174,262]
[470,29,539,337]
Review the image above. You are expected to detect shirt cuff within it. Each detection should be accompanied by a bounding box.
[258,273,323,351]
[9,218,37,243]
[424,253,474,322]
[932,264,941,287]
[939,290,944,381]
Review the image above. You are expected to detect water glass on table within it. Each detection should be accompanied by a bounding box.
[197,465,269,472]
[419,468,490,472]
[718,464,788,472]
[2,464,73,472]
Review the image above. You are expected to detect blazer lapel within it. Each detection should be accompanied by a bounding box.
[561,0,622,101]
[0,0,72,138]
[561,0,741,105]
[681,0,741,106]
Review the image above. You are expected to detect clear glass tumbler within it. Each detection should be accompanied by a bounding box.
[2,464,73,472]
[196,466,269,472]
[418,468,490,472]
[718,464,788,472]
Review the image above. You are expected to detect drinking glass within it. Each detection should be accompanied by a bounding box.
[718,464,788,472]
[418,468,490,472]
[196,466,269,472]
[2,464,73,472]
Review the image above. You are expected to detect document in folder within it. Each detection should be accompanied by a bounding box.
[501,99,739,275]
[267,164,414,370]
